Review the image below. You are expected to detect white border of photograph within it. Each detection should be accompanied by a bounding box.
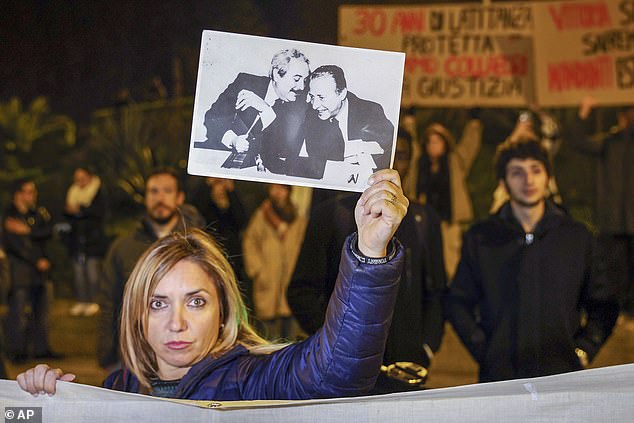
[188,30,405,192]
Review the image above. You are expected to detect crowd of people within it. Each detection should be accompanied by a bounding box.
[1,94,632,400]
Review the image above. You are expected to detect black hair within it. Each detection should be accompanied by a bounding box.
[494,138,551,181]
[11,178,34,195]
[308,65,347,93]
[147,167,183,192]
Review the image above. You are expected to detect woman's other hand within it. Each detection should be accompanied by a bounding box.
[16,364,76,396]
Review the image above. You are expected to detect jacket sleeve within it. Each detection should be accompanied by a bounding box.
[30,207,53,242]
[203,73,260,150]
[2,209,51,265]
[444,230,487,362]
[454,119,482,172]
[241,235,404,400]
[359,102,395,171]
[2,217,37,265]
[574,233,619,361]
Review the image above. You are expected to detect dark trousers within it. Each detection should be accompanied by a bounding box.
[598,234,634,314]
[5,263,51,356]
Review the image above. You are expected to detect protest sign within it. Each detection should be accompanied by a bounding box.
[533,0,634,106]
[339,2,535,107]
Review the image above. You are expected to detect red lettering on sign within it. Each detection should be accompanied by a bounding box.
[404,56,439,74]
[444,55,528,78]
[352,9,387,36]
[548,2,612,31]
[547,55,613,91]
[390,10,425,34]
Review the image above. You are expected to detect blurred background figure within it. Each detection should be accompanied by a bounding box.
[113,87,134,108]
[289,128,447,393]
[398,108,421,199]
[2,179,60,363]
[193,177,249,304]
[490,107,563,213]
[566,97,634,318]
[243,184,307,340]
[64,167,108,317]
[416,115,482,280]
[145,76,167,101]
[446,138,618,383]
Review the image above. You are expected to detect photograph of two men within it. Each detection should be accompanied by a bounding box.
[188,30,405,192]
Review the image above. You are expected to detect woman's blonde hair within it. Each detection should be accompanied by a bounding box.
[119,229,279,388]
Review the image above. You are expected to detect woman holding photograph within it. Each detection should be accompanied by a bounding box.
[17,170,407,401]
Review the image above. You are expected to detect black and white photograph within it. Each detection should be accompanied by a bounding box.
[188,30,405,192]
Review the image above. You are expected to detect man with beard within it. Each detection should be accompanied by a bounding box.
[194,49,310,173]
[446,139,618,382]
[242,184,307,340]
[97,168,202,369]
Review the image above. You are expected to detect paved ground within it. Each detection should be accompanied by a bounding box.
[4,299,634,389]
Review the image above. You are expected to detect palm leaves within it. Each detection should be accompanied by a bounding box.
[0,96,76,183]
[90,98,193,204]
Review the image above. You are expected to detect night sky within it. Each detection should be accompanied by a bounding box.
[0,0,469,124]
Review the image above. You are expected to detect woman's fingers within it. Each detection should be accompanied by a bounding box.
[16,364,74,396]
[16,371,28,392]
[363,191,408,220]
[43,369,73,395]
[358,169,405,209]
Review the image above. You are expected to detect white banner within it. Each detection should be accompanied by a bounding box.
[3,364,634,422]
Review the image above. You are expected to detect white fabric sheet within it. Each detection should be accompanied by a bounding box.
[2,364,634,422]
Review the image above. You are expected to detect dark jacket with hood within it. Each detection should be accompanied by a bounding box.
[104,235,404,400]
[446,201,618,382]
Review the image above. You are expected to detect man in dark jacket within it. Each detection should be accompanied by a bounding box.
[287,65,394,179]
[97,168,202,369]
[194,49,310,172]
[566,97,634,315]
[288,130,446,392]
[2,179,58,362]
[446,139,619,383]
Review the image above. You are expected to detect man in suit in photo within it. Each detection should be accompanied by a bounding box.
[194,49,310,171]
[288,65,394,179]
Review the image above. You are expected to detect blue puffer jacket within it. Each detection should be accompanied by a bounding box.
[104,235,403,400]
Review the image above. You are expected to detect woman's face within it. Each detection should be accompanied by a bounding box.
[146,260,222,380]
[426,133,447,159]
